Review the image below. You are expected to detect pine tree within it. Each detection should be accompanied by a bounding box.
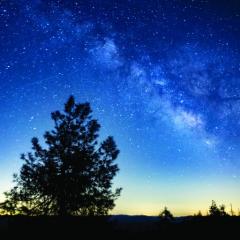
[159,207,174,221]
[0,96,122,216]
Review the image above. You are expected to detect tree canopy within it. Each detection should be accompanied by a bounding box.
[0,96,122,216]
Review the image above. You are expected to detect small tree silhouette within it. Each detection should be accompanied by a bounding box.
[230,204,234,216]
[219,204,228,216]
[209,200,220,216]
[194,210,202,217]
[209,200,228,217]
[0,96,122,216]
[159,207,174,221]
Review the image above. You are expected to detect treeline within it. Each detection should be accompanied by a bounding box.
[159,200,240,221]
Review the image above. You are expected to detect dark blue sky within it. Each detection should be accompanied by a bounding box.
[1,0,240,215]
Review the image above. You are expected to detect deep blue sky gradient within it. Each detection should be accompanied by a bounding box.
[1,0,240,215]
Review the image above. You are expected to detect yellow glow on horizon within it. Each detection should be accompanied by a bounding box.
[111,176,240,216]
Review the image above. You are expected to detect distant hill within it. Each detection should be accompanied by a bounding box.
[110,215,159,223]
[109,214,191,223]
[0,215,239,238]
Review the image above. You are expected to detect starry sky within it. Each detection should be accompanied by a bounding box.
[1,0,240,216]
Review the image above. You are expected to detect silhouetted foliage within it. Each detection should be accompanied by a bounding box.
[194,210,202,217]
[209,200,229,217]
[159,207,174,221]
[0,96,122,216]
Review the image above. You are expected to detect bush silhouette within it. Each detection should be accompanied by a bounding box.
[0,96,122,216]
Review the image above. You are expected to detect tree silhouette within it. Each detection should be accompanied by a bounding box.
[0,96,122,216]
[209,200,228,217]
[209,200,220,216]
[159,207,174,221]
[194,210,202,217]
[219,204,228,217]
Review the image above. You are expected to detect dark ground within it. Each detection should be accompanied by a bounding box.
[0,215,239,238]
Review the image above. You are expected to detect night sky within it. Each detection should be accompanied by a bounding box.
[1,0,240,216]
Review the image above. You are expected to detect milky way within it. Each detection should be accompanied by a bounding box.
[1,0,240,215]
